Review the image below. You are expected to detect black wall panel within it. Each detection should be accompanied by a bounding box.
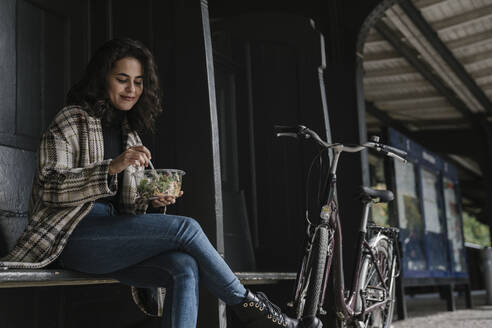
[90,0,112,52]
[112,0,153,47]
[0,0,16,136]
[16,0,43,138]
[210,14,329,272]
[250,43,304,271]
[43,9,68,126]
[1,0,72,149]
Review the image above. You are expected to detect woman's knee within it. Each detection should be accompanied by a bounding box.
[174,252,199,277]
[178,216,203,235]
[160,251,199,279]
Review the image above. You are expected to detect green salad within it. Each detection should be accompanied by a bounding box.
[136,170,184,199]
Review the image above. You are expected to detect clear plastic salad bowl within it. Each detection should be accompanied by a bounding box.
[133,169,185,200]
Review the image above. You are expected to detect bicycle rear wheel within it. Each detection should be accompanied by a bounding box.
[356,235,396,328]
[297,226,330,318]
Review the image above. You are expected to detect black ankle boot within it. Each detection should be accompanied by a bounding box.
[231,289,323,328]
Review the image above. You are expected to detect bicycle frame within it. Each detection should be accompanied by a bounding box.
[328,201,396,320]
[292,144,398,322]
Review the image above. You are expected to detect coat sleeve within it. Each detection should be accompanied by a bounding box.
[38,112,117,207]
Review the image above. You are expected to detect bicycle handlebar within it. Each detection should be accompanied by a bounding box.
[274,125,407,162]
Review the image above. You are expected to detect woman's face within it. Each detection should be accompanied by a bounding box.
[106,57,144,111]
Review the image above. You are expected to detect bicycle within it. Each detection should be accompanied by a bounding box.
[274,125,407,328]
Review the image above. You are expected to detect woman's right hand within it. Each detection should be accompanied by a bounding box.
[108,145,152,175]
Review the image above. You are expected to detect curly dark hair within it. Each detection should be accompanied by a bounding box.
[66,38,162,132]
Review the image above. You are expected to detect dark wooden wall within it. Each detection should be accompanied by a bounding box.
[211,13,329,273]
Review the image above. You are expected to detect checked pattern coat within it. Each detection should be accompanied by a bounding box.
[0,106,149,269]
[0,106,166,317]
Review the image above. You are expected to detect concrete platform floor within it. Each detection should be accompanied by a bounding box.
[391,290,492,328]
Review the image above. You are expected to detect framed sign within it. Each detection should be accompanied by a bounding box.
[386,128,468,280]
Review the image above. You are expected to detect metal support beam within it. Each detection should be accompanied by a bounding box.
[399,0,492,115]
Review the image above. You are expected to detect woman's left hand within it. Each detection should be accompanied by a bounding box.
[151,191,184,208]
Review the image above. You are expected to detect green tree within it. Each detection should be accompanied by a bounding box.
[463,212,491,247]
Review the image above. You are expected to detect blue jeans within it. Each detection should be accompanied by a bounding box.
[58,202,247,327]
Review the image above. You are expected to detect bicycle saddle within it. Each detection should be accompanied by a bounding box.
[360,186,394,203]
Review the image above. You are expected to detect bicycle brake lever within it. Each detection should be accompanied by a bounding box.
[387,151,407,163]
[380,144,407,158]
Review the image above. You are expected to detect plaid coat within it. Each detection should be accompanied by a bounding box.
[0,105,148,268]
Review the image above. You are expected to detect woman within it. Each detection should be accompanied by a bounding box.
[0,38,320,328]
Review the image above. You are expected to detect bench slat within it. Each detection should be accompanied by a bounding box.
[0,269,296,288]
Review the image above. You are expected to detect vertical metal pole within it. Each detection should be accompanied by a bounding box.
[464,283,473,309]
[445,283,456,312]
[174,0,224,326]
[482,248,492,305]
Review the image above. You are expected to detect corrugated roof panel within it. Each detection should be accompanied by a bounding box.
[363,66,418,78]
[364,50,401,63]
[466,60,492,79]
[364,73,425,84]
[365,80,433,93]
[364,72,422,82]
[475,74,492,84]
[450,28,492,48]
[363,0,492,133]
[387,4,485,112]
[362,45,395,56]
[465,57,492,69]
[365,29,381,44]
[377,97,450,111]
[451,38,492,57]
[366,96,436,105]
[363,39,395,54]
[460,48,492,65]
[442,17,492,45]
[363,58,410,71]
[390,106,462,119]
[367,90,441,102]
[424,1,492,32]
[366,85,436,99]
[415,0,447,10]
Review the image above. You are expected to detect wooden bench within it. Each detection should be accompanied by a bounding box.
[1,209,296,288]
[0,268,296,288]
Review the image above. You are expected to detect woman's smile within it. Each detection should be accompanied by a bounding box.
[121,95,136,101]
[106,57,144,110]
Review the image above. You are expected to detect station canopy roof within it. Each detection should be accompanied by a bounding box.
[362,0,492,218]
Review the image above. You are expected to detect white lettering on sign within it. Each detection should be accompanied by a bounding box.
[423,151,436,164]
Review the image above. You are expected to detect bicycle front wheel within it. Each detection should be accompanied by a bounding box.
[301,226,330,317]
[356,235,396,328]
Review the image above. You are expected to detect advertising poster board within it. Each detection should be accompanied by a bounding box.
[387,128,468,279]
